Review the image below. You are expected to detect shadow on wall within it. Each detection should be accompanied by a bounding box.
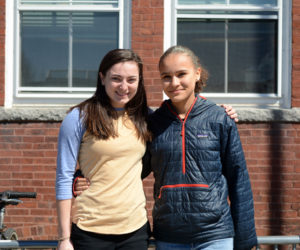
[269,122,283,236]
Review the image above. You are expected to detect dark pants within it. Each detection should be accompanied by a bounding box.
[71,222,151,250]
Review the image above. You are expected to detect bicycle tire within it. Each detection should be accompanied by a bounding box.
[3,228,19,250]
[3,228,18,240]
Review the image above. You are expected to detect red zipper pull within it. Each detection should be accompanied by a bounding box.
[181,123,185,136]
[158,187,163,199]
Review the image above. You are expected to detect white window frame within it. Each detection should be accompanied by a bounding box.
[5,0,131,107]
[164,0,292,108]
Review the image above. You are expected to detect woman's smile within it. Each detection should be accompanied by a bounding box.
[101,61,139,108]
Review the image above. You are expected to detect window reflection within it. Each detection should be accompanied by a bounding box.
[178,0,277,5]
[177,19,277,94]
[20,12,118,89]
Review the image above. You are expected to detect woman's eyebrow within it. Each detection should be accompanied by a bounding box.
[161,69,187,75]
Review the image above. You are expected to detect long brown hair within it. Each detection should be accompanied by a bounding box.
[159,45,209,93]
[71,49,151,142]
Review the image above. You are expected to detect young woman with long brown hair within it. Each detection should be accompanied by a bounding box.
[56,49,151,250]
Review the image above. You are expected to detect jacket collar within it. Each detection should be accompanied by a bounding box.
[159,95,216,120]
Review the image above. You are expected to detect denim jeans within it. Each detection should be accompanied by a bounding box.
[155,237,233,250]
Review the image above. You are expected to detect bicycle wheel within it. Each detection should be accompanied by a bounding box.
[3,228,18,240]
[3,228,19,250]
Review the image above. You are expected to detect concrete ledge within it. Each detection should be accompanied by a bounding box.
[1,107,300,123]
[236,108,300,123]
[0,107,69,122]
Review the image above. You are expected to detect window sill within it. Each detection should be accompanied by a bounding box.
[1,107,300,123]
[0,107,69,122]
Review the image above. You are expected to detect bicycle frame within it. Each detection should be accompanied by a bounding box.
[0,190,36,240]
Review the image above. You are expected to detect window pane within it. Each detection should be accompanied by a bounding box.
[229,0,277,5]
[20,0,68,5]
[20,12,69,87]
[20,0,118,6]
[228,20,277,93]
[72,12,119,87]
[178,0,277,5]
[20,11,118,89]
[178,0,226,4]
[72,0,118,5]
[178,19,225,93]
[177,19,277,94]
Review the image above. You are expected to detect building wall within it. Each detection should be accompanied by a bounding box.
[0,0,300,247]
[132,0,164,107]
[0,123,59,239]
[1,122,300,240]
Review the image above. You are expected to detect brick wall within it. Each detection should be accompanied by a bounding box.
[239,123,300,237]
[0,123,59,239]
[131,0,164,107]
[1,123,300,243]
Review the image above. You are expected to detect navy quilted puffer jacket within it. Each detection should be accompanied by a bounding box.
[143,96,257,250]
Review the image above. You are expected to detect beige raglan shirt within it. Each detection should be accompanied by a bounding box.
[72,112,148,234]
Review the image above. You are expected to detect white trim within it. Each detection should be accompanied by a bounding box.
[5,0,15,108]
[118,0,123,48]
[163,0,174,100]
[68,13,73,88]
[177,14,278,19]
[172,0,177,47]
[176,5,279,11]
[163,0,172,52]
[20,1,118,4]
[122,0,131,49]
[18,6,119,11]
[15,3,21,102]
[202,93,280,98]
[16,93,94,98]
[17,87,95,92]
[20,0,118,4]
[200,93,282,107]
[280,0,292,108]
[224,20,228,93]
[277,0,283,98]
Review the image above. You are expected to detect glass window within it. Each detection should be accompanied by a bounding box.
[8,0,130,105]
[165,0,291,107]
[178,0,277,6]
[20,12,118,89]
[177,19,277,94]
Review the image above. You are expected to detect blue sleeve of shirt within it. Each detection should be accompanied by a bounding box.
[55,108,86,200]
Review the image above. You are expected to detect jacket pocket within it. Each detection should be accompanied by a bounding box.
[155,183,224,226]
[158,183,209,199]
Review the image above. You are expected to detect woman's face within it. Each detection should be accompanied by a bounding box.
[101,61,139,108]
[159,53,201,106]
